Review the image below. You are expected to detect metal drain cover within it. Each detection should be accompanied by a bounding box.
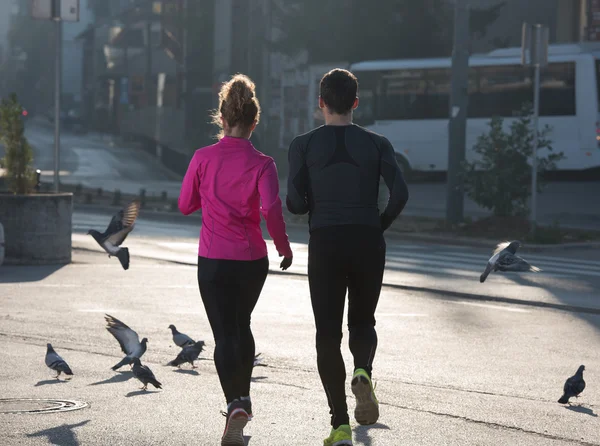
[0,398,88,414]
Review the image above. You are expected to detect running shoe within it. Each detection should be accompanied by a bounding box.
[323,424,353,446]
[220,400,249,446]
[351,368,379,425]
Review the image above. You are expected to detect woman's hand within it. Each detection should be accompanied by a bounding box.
[279,255,293,271]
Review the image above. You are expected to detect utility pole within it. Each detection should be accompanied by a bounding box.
[53,0,62,193]
[446,0,470,226]
[261,0,273,140]
[32,0,79,192]
[521,23,548,237]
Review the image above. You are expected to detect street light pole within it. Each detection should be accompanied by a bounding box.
[446,0,470,226]
[53,0,62,193]
[521,23,548,237]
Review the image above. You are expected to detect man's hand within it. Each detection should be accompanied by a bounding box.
[280,256,293,271]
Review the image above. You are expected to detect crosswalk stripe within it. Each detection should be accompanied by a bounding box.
[425,249,600,268]
[385,251,600,276]
[385,259,576,279]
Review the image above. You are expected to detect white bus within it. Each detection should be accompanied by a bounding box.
[348,43,600,175]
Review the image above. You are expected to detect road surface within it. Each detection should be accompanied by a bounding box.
[1,250,599,445]
[71,208,600,313]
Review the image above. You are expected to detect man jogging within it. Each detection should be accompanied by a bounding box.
[286,68,409,445]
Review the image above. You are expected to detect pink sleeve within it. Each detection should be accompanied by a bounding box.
[178,153,202,215]
[258,160,293,258]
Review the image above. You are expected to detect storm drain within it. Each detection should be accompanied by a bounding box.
[0,398,88,414]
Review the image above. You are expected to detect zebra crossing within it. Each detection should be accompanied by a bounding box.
[265,242,600,280]
[72,211,600,281]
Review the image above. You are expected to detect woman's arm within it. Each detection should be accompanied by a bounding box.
[258,159,293,258]
[178,153,202,215]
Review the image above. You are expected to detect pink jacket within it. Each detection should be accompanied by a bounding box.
[178,136,293,261]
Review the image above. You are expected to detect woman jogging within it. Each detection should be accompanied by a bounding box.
[178,73,293,446]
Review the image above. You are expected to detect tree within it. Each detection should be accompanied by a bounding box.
[461,103,565,217]
[273,0,506,63]
[0,94,35,194]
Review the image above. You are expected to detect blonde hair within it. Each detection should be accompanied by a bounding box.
[212,73,261,139]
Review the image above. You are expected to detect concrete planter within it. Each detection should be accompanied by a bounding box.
[0,193,73,265]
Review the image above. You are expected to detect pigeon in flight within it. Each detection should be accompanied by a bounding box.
[253,352,266,368]
[87,199,141,270]
[45,343,73,380]
[167,340,206,369]
[480,240,541,283]
[131,358,162,391]
[168,324,195,348]
[104,314,148,371]
[558,365,586,404]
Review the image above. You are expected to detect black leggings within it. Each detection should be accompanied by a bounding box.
[197,255,269,404]
[308,225,386,428]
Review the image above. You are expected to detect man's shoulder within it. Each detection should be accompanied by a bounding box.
[290,126,326,149]
[351,124,389,145]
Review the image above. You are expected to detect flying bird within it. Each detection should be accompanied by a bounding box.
[45,343,73,380]
[87,199,141,270]
[480,240,541,283]
[131,358,162,391]
[167,341,206,369]
[168,324,195,348]
[104,314,148,371]
[558,365,586,404]
[253,352,266,368]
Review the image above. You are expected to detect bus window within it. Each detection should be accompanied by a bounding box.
[379,70,428,120]
[469,65,531,118]
[354,90,375,126]
[539,62,575,116]
[425,68,451,119]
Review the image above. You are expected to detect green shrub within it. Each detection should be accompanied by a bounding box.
[0,93,35,194]
[462,102,565,217]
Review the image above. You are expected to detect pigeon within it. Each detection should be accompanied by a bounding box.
[131,358,162,391]
[87,199,141,270]
[253,352,266,368]
[45,343,73,380]
[168,324,195,348]
[104,314,148,371]
[480,240,541,283]
[167,341,206,368]
[558,365,586,404]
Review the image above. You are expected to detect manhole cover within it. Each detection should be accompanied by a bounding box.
[0,398,88,414]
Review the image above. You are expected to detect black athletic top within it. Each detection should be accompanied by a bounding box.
[286,124,409,232]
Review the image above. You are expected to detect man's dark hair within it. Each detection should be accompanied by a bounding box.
[319,69,358,115]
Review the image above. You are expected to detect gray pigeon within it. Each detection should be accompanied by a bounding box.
[480,240,541,283]
[87,199,140,270]
[253,352,266,368]
[167,340,206,368]
[45,343,73,379]
[558,365,586,404]
[168,324,195,348]
[105,314,148,370]
[131,358,162,391]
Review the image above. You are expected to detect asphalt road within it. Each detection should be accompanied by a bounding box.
[1,251,599,445]
[23,121,182,197]
[71,207,600,313]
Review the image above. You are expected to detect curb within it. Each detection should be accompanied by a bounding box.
[71,245,600,315]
